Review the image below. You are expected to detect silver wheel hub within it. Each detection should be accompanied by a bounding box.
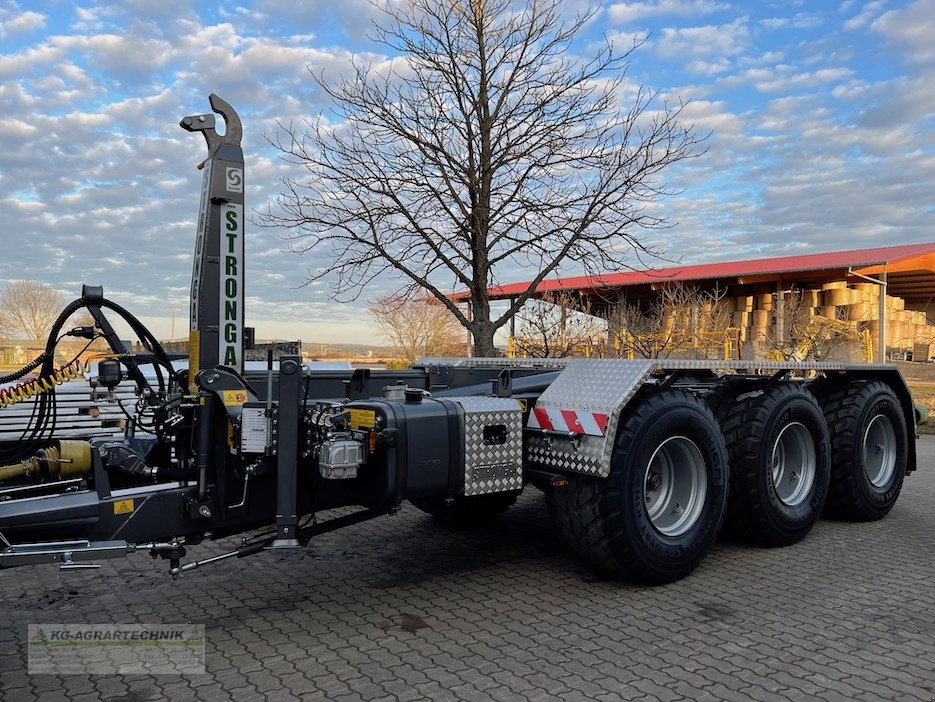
[863,414,896,489]
[643,436,708,537]
[771,422,816,507]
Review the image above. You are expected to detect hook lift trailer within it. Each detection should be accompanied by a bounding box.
[0,96,917,584]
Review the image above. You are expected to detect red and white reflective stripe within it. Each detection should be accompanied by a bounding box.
[528,406,608,437]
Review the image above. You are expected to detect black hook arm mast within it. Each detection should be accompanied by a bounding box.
[179,94,246,386]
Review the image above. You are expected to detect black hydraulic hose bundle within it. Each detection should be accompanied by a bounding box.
[0,298,88,463]
[0,352,47,385]
[0,293,180,464]
[96,297,181,391]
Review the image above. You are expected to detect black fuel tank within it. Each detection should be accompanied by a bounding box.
[343,395,463,504]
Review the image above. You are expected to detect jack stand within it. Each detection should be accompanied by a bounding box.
[270,357,301,548]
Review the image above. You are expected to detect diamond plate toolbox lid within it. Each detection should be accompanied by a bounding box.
[450,396,523,496]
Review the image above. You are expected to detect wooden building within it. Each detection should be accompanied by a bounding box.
[474,243,935,362]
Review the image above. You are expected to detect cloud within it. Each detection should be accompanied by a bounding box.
[656,65,935,265]
[842,0,886,30]
[608,0,730,25]
[52,33,176,78]
[0,0,932,345]
[655,18,751,66]
[0,42,66,79]
[857,76,935,130]
[0,117,37,139]
[872,0,935,65]
[253,0,384,43]
[71,7,108,32]
[759,13,824,30]
[1,9,45,35]
[721,65,852,93]
[676,98,744,135]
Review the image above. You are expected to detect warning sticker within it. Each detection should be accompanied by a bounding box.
[222,390,248,406]
[348,409,376,430]
[113,499,134,515]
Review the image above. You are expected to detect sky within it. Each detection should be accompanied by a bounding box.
[0,0,933,346]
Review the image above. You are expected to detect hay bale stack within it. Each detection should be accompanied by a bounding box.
[731,311,750,329]
[802,290,821,308]
[823,288,855,307]
[751,309,771,331]
[850,299,875,321]
[754,293,774,310]
[821,281,847,291]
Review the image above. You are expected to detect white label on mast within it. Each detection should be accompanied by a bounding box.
[219,202,243,368]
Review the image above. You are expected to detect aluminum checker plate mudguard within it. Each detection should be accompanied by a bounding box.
[522,358,905,479]
[451,397,523,496]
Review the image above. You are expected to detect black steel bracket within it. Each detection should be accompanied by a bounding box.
[270,357,301,547]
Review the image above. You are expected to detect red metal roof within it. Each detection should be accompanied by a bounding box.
[457,242,935,301]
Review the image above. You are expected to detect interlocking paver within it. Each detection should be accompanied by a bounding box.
[3,437,935,702]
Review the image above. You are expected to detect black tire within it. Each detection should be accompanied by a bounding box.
[547,389,729,584]
[410,490,521,527]
[703,379,750,421]
[720,383,831,546]
[821,380,908,521]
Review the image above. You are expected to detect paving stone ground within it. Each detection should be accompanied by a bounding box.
[2,436,934,701]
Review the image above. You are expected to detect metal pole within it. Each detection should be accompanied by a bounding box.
[775,280,784,346]
[846,266,888,364]
[878,269,887,364]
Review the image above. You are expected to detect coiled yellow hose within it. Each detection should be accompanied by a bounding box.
[0,359,90,409]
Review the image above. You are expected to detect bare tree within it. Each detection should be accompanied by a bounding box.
[609,284,731,359]
[0,280,65,345]
[261,0,705,356]
[514,291,604,357]
[369,293,465,364]
[765,290,866,362]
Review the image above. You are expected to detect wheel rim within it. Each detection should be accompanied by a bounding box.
[643,436,708,537]
[863,414,897,489]
[770,422,816,507]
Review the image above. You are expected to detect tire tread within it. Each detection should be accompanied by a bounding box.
[547,389,727,584]
[821,380,906,521]
[720,382,829,545]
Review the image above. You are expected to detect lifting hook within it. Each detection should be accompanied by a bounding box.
[179,93,242,168]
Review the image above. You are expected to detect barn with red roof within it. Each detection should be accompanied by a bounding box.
[456,243,935,362]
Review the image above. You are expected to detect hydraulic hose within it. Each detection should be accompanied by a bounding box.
[0,358,87,409]
[0,353,47,385]
[0,291,179,464]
